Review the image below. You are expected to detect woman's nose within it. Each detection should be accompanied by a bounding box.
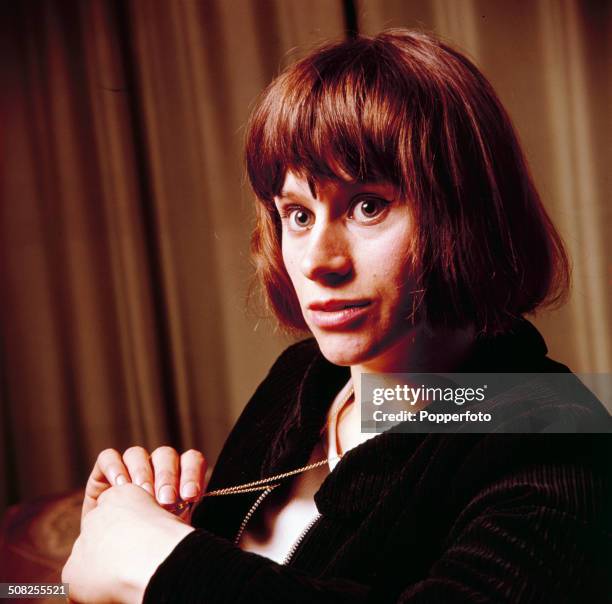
[300,225,352,283]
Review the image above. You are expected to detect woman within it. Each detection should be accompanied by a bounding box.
[63,30,611,603]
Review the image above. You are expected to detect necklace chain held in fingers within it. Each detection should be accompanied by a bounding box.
[170,385,354,514]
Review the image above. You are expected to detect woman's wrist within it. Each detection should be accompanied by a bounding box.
[120,518,195,604]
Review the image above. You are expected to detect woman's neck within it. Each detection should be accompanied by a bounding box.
[349,323,476,411]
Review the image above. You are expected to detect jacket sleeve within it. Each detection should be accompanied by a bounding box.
[392,463,611,603]
[143,463,611,603]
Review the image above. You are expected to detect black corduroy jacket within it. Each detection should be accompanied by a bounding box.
[145,320,612,603]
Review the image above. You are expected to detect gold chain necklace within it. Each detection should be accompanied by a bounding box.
[206,384,354,497]
[202,456,334,497]
[171,385,355,514]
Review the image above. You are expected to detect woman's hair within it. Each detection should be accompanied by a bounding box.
[245,29,570,336]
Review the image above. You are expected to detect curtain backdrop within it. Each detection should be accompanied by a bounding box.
[1,0,610,516]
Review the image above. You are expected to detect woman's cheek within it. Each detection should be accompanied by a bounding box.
[282,246,299,282]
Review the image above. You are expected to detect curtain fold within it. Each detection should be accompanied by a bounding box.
[1,0,609,517]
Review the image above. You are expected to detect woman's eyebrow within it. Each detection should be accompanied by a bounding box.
[277,191,308,203]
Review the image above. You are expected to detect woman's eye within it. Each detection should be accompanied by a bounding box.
[351,197,389,223]
[286,207,314,230]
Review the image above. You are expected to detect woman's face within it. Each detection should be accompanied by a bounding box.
[275,171,420,367]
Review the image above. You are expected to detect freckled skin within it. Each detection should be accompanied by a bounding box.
[275,171,420,369]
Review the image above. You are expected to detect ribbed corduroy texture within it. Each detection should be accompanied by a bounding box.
[144,320,612,603]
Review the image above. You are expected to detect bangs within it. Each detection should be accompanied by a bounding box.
[245,38,418,204]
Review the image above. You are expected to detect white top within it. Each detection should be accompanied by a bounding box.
[238,380,377,563]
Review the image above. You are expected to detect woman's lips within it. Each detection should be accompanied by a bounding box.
[306,302,372,329]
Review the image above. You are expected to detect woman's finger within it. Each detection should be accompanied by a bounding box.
[150,446,180,507]
[179,449,206,501]
[93,447,131,486]
[122,446,154,496]
[82,448,129,520]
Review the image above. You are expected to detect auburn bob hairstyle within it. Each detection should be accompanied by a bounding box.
[245,29,569,336]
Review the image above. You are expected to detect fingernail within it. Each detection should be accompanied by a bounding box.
[181,481,199,499]
[115,474,127,486]
[158,485,177,504]
[141,481,154,496]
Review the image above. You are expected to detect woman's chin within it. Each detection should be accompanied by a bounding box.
[312,332,376,367]
[310,321,421,369]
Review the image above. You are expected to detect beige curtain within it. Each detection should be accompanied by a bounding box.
[1,0,610,516]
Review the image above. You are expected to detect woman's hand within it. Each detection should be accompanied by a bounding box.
[62,447,205,602]
[82,446,206,522]
[63,483,195,603]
